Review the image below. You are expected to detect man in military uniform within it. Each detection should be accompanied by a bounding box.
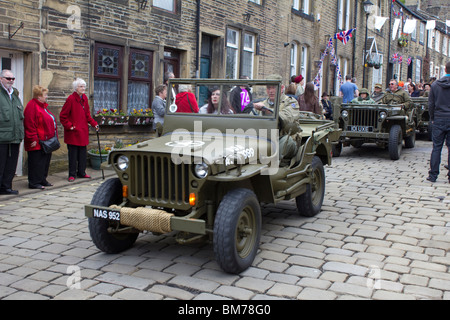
[382,79,412,107]
[382,79,414,121]
[253,75,301,161]
[371,83,384,103]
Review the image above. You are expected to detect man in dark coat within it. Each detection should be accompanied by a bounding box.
[0,70,23,195]
[427,61,450,183]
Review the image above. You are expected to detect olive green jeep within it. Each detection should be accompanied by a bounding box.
[411,97,432,140]
[85,78,340,274]
[331,97,417,160]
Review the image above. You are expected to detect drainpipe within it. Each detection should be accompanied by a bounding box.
[352,0,358,77]
[195,0,201,78]
[386,1,392,85]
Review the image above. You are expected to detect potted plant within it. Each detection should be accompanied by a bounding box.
[88,146,111,170]
[94,108,128,126]
[128,108,154,126]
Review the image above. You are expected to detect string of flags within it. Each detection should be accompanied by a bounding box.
[313,33,353,89]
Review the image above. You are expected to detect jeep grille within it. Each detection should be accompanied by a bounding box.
[128,154,190,205]
[348,109,379,127]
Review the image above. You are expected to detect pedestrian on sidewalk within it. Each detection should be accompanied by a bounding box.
[427,61,450,183]
[24,85,57,190]
[0,69,24,195]
[60,78,99,182]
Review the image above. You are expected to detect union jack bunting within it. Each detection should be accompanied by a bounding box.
[334,28,355,45]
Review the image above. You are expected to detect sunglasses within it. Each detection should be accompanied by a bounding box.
[389,83,396,85]
[3,77,15,81]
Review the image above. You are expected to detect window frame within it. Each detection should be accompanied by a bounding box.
[419,22,425,45]
[225,27,257,79]
[93,43,123,114]
[127,48,154,114]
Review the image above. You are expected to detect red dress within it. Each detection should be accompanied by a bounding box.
[24,98,58,152]
[60,92,98,146]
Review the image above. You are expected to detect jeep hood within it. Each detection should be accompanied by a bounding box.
[118,132,277,165]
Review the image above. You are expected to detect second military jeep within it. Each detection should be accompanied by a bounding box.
[85,78,340,274]
[331,97,417,160]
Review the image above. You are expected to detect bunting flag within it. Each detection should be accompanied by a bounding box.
[392,53,403,64]
[407,57,412,65]
[313,37,344,89]
[334,28,355,45]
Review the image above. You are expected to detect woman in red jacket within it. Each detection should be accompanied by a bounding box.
[24,85,57,189]
[60,78,99,182]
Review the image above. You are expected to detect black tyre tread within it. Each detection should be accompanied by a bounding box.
[388,125,402,160]
[296,156,325,217]
[88,178,138,253]
[213,188,261,274]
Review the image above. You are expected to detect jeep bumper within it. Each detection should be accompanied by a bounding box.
[85,204,206,235]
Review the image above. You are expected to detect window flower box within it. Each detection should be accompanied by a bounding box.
[128,108,154,126]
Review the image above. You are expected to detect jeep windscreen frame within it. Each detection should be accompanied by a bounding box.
[166,79,281,120]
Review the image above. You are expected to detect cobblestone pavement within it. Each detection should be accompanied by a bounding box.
[0,138,449,300]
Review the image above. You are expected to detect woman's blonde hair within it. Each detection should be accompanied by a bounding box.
[32,85,48,99]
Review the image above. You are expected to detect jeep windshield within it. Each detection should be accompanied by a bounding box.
[166,79,280,120]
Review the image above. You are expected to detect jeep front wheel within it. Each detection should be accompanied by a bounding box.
[213,188,261,274]
[88,178,138,253]
[388,125,403,160]
[296,156,325,217]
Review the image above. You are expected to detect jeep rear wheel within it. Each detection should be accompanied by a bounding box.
[213,188,261,274]
[88,178,138,253]
[388,125,403,160]
[296,156,325,217]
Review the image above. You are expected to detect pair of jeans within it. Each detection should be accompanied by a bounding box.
[428,118,450,180]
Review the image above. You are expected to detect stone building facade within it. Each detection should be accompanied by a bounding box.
[0,0,448,174]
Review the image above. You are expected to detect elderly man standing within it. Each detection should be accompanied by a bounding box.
[427,61,450,183]
[0,70,24,195]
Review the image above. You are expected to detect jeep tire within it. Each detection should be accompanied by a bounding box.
[296,156,325,217]
[213,188,261,274]
[88,178,138,253]
[388,125,403,160]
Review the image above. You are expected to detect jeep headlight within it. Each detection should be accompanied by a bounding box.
[117,155,129,171]
[341,110,348,118]
[379,111,387,120]
[194,162,208,179]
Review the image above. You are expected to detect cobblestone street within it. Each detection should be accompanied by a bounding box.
[0,138,449,300]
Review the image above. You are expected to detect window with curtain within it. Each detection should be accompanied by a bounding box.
[94,43,122,114]
[419,22,425,44]
[415,58,421,83]
[128,49,153,115]
[290,43,298,78]
[435,31,440,52]
[153,0,174,12]
[225,28,257,79]
[300,46,307,78]
[242,33,255,79]
[292,0,311,14]
[226,28,239,79]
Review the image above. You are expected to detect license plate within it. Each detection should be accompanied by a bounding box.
[349,126,372,132]
[92,207,121,221]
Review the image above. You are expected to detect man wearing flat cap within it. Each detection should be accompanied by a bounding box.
[371,83,384,103]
